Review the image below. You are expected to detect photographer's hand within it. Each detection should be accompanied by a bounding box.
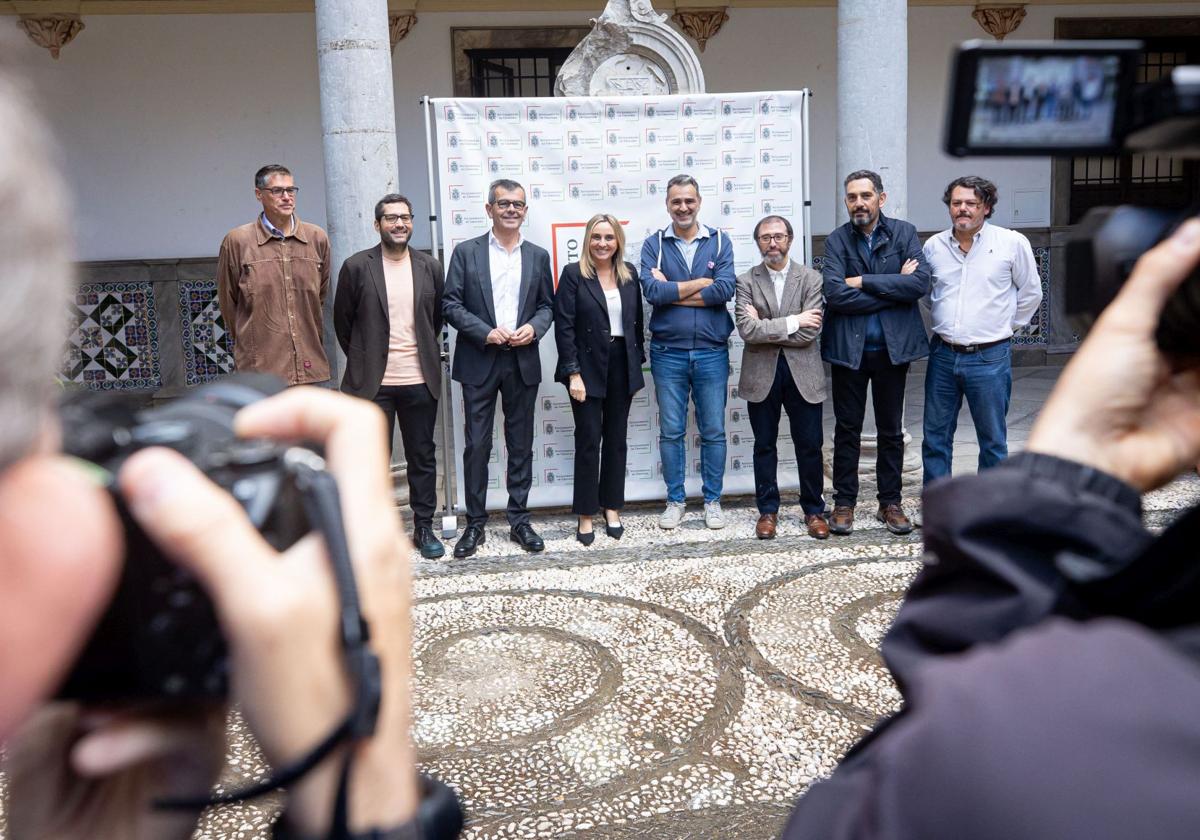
[1028,219,1200,491]
[119,388,418,835]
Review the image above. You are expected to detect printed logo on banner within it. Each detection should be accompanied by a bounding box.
[568,156,603,175]
[759,149,794,166]
[603,102,641,121]
[721,200,755,219]
[446,158,483,175]
[487,132,523,151]
[527,131,564,150]
[442,105,478,124]
[681,153,717,172]
[628,415,651,432]
[606,154,642,173]
[526,104,563,123]
[760,124,794,141]
[725,150,756,168]
[445,132,481,151]
[607,181,643,200]
[543,468,573,485]
[720,99,756,117]
[681,126,718,146]
[681,101,717,119]
[484,105,521,123]
[760,176,794,192]
[565,105,600,123]
[722,176,755,195]
[643,102,679,121]
[488,156,523,176]
[529,183,565,202]
[528,157,565,175]
[447,185,484,203]
[606,127,641,147]
[760,200,796,215]
[544,445,575,461]
[758,97,795,116]
[542,396,571,412]
[723,125,758,144]
[567,131,601,150]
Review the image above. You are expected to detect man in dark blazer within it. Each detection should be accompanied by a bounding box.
[334,193,446,559]
[442,179,555,558]
[821,170,930,537]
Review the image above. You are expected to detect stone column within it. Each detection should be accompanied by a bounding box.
[833,0,919,481]
[315,0,403,469]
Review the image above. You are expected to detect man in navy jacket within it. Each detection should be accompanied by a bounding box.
[640,174,737,530]
[821,170,930,536]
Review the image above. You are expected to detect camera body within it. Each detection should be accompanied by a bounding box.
[57,374,311,702]
[945,40,1200,351]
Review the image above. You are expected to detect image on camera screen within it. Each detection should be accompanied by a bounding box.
[968,55,1121,147]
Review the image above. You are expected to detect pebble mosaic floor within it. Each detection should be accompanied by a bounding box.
[3,476,1199,840]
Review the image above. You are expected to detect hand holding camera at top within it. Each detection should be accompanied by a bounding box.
[1029,218,1200,492]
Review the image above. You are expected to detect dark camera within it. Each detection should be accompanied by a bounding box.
[56,374,313,702]
[945,40,1200,352]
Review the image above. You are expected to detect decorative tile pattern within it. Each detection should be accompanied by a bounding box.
[180,278,234,386]
[63,282,161,389]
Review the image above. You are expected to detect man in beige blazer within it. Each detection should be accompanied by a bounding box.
[735,215,829,539]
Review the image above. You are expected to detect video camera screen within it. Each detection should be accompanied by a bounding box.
[969,55,1121,147]
[944,40,1141,157]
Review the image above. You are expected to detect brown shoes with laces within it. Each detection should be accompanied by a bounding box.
[805,514,830,540]
[828,505,855,535]
[755,512,778,539]
[876,503,914,535]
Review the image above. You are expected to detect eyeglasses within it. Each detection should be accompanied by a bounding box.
[492,199,527,210]
[756,233,790,243]
[261,186,300,197]
[381,214,413,224]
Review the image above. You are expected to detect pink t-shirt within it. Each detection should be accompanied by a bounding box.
[381,252,425,386]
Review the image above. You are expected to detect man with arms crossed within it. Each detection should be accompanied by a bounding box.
[442,179,554,558]
[217,164,331,385]
[736,215,829,540]
[640,174,737,530]
[335,193,447,559]
[922,175,1041,483]
[821,170,930,536]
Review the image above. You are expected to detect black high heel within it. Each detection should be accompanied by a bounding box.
[576,529,595,546]
[605,519,624,540]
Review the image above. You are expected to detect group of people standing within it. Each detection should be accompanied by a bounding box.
[217,165,1040,561]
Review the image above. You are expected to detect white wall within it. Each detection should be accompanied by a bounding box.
[13,2,1200,261]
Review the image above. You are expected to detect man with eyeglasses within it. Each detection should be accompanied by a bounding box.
[334,194,447,559]
[735,216,829,540]
[442,179,554,558]
[921,176,1040,484]
[217,164,332,385]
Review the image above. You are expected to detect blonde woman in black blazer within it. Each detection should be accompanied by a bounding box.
[554,214,646,544]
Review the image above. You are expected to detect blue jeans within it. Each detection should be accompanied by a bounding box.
[921,337,1012,484]
[651,343,729,503]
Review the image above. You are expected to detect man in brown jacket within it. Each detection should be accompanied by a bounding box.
[217,164,331,385]
[735,215,829,539]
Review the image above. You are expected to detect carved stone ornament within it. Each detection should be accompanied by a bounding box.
[389,13,417,50]
[555,0,706,96]
[18,14,85,59]
[972,5,1026,41]
[671,8,729,53]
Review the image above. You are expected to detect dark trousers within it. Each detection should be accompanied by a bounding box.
[747,354,826,516]
[570,338,632,515]
[372,383,438,531]
[460,351,538,528]
[831,349,909,507]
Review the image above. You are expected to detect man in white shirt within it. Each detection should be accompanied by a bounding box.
[921,175,1041,484]
[443,179,555,557]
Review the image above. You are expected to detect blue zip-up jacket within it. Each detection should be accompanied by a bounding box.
[638,224,736,349]
[820,214,931,369]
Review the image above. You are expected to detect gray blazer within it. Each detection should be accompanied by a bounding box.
[734,259,827,405]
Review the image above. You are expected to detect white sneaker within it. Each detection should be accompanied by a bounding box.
[659,501,686,529]
[704,500,726,529]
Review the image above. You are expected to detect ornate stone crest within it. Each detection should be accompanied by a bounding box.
[555,0,705,96]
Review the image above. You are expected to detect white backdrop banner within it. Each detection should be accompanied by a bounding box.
[430,91,811,511]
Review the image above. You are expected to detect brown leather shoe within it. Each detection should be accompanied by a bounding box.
[828,505,855,535]
[805,513,830,540]
[755,512,778,539]
[876,503,913,535]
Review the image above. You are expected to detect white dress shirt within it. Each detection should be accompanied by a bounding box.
[768,263,801,335]
[604,287,624,337]
[488,230,524,333]
[923,222,1042,345]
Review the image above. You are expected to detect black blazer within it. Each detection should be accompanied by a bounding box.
[553,261,646,398]
[333,244,443,400]
[442,233,555,387]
